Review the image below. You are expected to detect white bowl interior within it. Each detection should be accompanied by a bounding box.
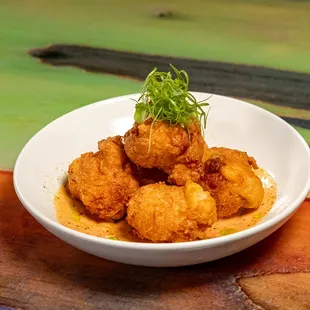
[14,93,310,236]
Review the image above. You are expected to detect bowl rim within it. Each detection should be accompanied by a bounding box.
[13,92,310,251]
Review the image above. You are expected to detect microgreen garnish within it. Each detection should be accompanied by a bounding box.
[134,64,210,130]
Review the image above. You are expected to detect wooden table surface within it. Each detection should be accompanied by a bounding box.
[1,171,310,310]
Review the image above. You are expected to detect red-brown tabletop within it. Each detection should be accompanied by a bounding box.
[1,171,309,310]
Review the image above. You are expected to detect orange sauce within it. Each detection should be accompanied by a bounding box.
[204,168,277,237]
[54,168,277,241]
[54,186,142,242]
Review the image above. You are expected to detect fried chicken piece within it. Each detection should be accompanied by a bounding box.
[168,163,202,185]
[68,136,139,220]
[202,141,210,163]
[127,181,217,243]
[168,141,208,186]
[201,147,264,218]
[124,119,205,174]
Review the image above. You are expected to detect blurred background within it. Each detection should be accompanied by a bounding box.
[1,0,310,170]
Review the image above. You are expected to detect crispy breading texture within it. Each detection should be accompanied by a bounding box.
[124,120,205,173]
[67,136,139,220]
[127,181,217,242]
[168,163,203,185]
[201,147,264,218]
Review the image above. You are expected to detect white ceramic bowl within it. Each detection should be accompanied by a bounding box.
[14,92,310,267]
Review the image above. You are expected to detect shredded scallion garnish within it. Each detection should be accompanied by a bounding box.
[134,64,210,131]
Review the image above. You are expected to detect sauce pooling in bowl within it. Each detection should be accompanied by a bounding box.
[204,168,277,238]
[54,168,277,241]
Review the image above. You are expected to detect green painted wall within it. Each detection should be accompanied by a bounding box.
[1,0,309,169]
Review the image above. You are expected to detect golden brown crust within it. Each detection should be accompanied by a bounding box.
[68,136,139,220]
[126,181,217,243]
[201,147,264,218]
[202,141,210,163]
[124,120,205,173]
[168,163,203,186]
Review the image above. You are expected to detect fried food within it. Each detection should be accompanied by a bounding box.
[58,65,276,244]
[202,141,210,163]
[168,163,202,186]
[136,166,168,186]
[127,181,217,242]
[168,140,208,186]
[68,136,139,220]
[124,119,205,173]
[201,147,264,218]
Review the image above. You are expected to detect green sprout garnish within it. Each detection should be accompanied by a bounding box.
[134,64,210,132]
